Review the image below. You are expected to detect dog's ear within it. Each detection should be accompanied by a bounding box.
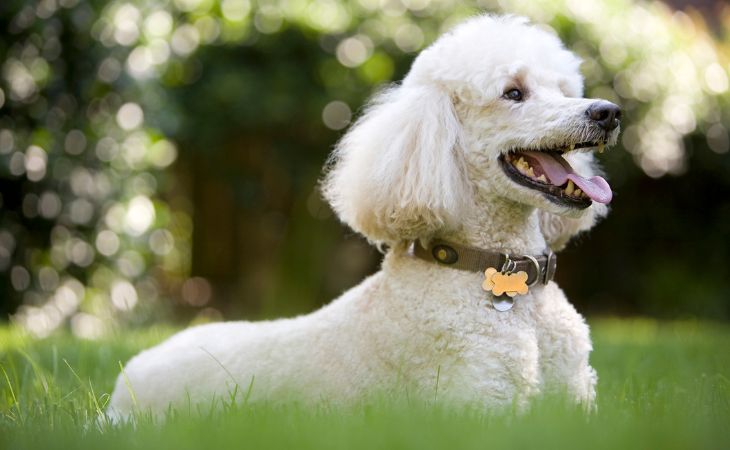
[323,84,470,247]
[539,152,609,251]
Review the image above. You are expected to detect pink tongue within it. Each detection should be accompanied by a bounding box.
[523,151,613,204]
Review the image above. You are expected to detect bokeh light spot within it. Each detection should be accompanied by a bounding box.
[117,250,145,277]
[306,1,350,33]
[127,46,155,79]
[9,152,26,176]
[149,229,175,255]
[254,7,283,34]
[707,123,729,154]
[68,239,95,267]
[69,199,94,224]
[38,266,60,292]
[148,139,178,168]
[54,281,83,315]
[105,203,126,232]
[11,265,31,291]
[116,102,144,130]
[704,63,728,94]
[171,25,200,56]
[113,3,141,46]
[221,0,251,22]
[96,230,121,256]
[394,24,424,53]
[403,0,431,11]
[0,129,14,154]
[24,145,47,182]
[381,0,406,17]
[145,10,173,37]
[182,276,212,306]
[64,129,87,155]
[111,280,138,311]
[39,191,62,219]
[4,59,37,100]
[336,35,372,68]
[0,230,14,272]
[322,101,352,130]
[71,313,105,339]
[124,195,155,236]
[194,16,220,43]
[148,39,171,65]
[662,96,696,134]
[98,57,122,83]
[174,0,207,13]
[70,168,94,197]
[95,137,119,162]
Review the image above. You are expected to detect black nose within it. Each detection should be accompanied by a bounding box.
[586,101,621,132]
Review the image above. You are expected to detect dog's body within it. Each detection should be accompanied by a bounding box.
[108,15,619,418]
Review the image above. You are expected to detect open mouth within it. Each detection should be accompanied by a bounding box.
[498,142,613,209]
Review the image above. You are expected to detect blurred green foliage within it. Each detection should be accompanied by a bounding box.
[1,0,730,337]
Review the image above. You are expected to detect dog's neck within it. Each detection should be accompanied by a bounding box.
[442,195,547,255]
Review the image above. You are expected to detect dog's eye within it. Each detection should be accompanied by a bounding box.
[504,89,523,102]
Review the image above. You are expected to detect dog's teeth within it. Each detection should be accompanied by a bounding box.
[527,167,535,177]
[568,144,575,151]
[598,142,605,153]
[574,188,582,197]
[565,180,575,195]
[537,174,547,183]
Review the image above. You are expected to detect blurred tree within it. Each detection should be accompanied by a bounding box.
[1,0,730,337]
[0,0,192,337]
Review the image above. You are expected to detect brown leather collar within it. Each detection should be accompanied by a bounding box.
[411,239,557,286]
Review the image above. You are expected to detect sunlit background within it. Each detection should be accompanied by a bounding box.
[1,0,729,339]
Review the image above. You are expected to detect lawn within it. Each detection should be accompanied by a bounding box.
[1,318,729,450]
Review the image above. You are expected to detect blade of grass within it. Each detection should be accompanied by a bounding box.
[1,363,21,422]
[118,360,139,410]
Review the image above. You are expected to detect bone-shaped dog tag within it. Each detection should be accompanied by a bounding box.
[482,268,529,297]
[482,267,529,312]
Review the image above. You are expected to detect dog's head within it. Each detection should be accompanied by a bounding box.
[323,15,620,248]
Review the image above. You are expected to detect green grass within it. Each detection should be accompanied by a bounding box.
[1,318,729,449]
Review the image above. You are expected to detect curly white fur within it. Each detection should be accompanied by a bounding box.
[108,14,618,419]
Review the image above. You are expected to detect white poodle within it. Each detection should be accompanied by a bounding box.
[108,14,621,419]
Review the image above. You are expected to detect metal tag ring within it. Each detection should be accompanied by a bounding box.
[500,253,517,274]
